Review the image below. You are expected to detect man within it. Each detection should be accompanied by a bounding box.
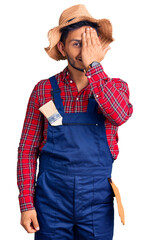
[17,4,133,240]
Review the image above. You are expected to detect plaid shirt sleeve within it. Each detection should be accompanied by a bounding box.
[17,83,44,213]
[85,63,133,126]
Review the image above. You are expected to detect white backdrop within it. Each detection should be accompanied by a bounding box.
[1,0,149,239]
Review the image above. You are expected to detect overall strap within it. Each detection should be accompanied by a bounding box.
[87,95,99,113]
[49,75,64,114]
[49,75,98,114]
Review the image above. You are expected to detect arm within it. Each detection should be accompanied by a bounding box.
[85,63,133,126]
[17,83,43,213]
[81,28,133,126]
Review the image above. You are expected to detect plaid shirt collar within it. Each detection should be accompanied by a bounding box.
[61,65,91,91]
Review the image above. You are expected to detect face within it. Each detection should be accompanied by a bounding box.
[57,26,99,72]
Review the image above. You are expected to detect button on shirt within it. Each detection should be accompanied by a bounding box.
[17,63,133,213]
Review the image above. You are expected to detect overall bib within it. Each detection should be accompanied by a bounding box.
[34,75,119,240]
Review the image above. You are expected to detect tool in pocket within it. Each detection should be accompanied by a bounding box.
[108,178,125,225]
[39,100,63,126]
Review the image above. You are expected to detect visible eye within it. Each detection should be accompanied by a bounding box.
[73,42,81,47]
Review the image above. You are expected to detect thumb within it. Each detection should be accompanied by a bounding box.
[104,46,111,55]
[32,214,40,231]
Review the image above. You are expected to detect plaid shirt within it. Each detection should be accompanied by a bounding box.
[17,63,133,213]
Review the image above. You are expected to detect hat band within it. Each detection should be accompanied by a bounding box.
[66,17,76,23]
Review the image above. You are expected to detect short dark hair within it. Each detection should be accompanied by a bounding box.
[60,20,99,45]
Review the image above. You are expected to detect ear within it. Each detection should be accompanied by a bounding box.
[57,41,66,57]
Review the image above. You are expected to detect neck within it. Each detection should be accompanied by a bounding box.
[67,63,88,85]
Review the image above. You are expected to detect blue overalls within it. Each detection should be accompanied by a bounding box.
[34,75,115,240]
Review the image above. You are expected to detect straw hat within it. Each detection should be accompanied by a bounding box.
[44,4,115,61]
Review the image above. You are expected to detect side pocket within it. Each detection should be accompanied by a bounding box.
[34,170,57,234]
[92,176,114,237]
[35,170,46,187]
[107,178,115,198]
[108,178,125,225]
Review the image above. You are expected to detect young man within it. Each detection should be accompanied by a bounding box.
[17,4,133,240]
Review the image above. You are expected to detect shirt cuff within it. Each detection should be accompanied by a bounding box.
[84,62,113,100]
[85,62,108,82]
[18,194,35,213]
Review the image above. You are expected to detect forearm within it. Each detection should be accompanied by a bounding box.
[17,149,37,212]
[17,83,43,212]
[85,63,133,126]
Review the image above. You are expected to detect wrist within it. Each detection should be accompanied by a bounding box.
[84,61,100,74]
[84,62,92,69]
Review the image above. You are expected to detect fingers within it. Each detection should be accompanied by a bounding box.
[85,28,101,47]
[26,218,37,233]
[32,213,40,231]
[85,28,92,46]
[20,209,40,233]
[83,27,111,53]
[90,28,101,47]
[103,46,111,55]
[90,29,97,46]
[82,32,87,48]
[81,27,111,64]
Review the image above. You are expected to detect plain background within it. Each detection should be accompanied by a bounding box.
[1,0,150,239]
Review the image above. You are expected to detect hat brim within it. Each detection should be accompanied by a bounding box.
[44,16,115,61]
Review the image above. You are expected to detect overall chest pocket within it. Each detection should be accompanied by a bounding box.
[51,124,72,149]
[51,123,99,147]
[50,123,102,165]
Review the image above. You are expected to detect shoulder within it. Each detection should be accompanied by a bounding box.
[32,71,63,106]
[35,69,64,91]
[35,78,51,91]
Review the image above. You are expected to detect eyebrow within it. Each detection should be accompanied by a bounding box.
[69,39,81,42]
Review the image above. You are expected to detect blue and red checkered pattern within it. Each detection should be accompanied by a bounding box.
[17,63,133,213]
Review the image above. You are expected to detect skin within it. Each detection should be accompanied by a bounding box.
[20,26,111,234]
[57,26,111,92]
[20,209,40,233]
